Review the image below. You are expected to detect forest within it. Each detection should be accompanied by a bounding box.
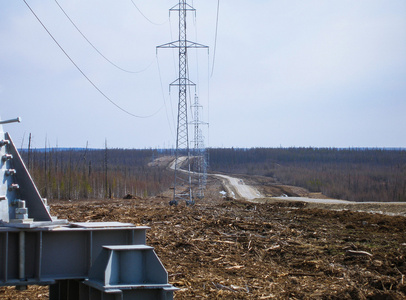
[20,147,173,200]
[209,147,406,202]
[21,146,406,203]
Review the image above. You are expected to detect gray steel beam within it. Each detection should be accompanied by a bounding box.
[0,224,148,285]
[5,133,53,221]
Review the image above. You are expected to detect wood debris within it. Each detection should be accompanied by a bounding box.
[2,197,405,299]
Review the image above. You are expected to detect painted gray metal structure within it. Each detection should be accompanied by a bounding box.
[0,119,177,299]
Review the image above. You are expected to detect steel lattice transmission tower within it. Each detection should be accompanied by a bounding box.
[190,94,208,200]
[157,0,208,206]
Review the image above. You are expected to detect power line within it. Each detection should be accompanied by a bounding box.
[54,0,152,74]
[169,18,178,79]
[211,0,220,77]
[23,0,162,119]
[129,0,168,26]
[156,55,176,140]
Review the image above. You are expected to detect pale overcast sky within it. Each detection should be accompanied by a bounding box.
[1,0,405,149]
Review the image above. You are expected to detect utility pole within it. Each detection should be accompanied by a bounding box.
[157,0,208,206]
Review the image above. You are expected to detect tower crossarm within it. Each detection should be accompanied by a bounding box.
[170,3,195,12]
[169,78,196,87]
[157,40,208,49]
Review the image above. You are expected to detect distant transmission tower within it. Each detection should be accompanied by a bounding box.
[157,0,208,206]
[191,94,208,200]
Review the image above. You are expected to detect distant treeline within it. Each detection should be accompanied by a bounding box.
[21,146,406,202]
[20,148,173,201]
[208,148,406,202]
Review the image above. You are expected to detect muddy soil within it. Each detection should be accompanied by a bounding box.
[2,196,406,300]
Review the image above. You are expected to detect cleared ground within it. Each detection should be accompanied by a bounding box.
[2,193,405,300]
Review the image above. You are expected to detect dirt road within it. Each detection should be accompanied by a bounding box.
[167,156,262,200]
[214,174,262,200]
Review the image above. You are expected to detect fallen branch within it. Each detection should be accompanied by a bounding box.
[345,250,373,257]
[277,272,323,277]
[226,265,244,270]
[265,244,281,251]
[212,282,235,292]
[395,267,404,285]
[212,282,249,293]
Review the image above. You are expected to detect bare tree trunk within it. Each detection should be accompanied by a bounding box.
[44,136,48,198]
[27,133,32,171]
[68,150,72,200]
[104,139,109,199]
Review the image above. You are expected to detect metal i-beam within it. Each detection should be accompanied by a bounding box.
[0,224,147,285]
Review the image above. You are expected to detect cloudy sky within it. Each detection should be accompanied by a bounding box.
[0,0,405,149]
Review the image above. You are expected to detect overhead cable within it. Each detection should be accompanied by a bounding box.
[156,55,176,139]
[129,0,168,26]
[54,0,152,74]
[23,0,162,119]
[211,0,220,77]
